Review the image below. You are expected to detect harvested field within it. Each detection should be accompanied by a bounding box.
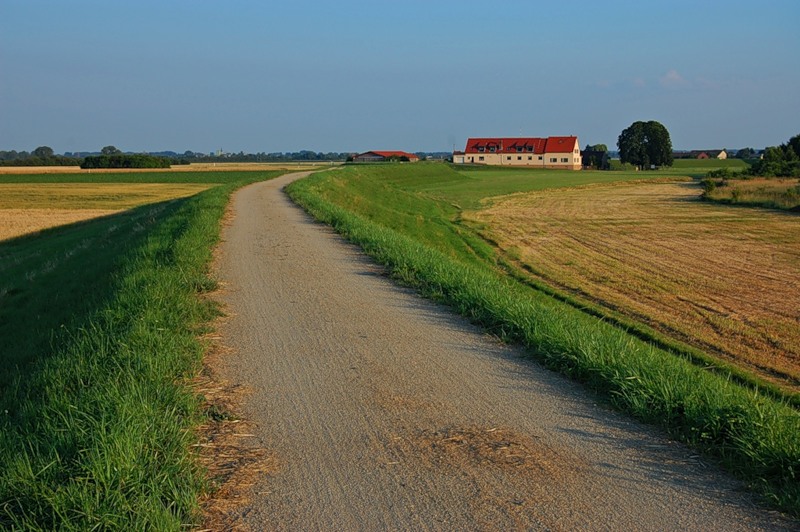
[0,208,120,241]
[0,162,337,174]
[0,183,212,240]
[467,180,800,390]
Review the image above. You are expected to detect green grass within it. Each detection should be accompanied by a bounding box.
[0,170,282,529]
[608,158,749,178]
[287,163,800,517]
[703,177,800,211]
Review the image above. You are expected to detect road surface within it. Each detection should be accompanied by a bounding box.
[212,171,793,530]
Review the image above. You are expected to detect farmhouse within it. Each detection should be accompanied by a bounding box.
[353,150,419,163]
[675,149,728,160]
[453,136,582,170]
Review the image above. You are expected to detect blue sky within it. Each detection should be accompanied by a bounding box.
[1,0,798,153]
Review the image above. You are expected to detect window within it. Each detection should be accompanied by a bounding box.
[516,147,523,153]
[527,146,534,152]
[489,146,496,152]
[550,157,557,163]
[517,156,522,160]
[538,156,543,160]
[478,146,485,152]
[506,156,512,160]
[561,158,569,163]
[527,156,532,160]
[479,156,484,161]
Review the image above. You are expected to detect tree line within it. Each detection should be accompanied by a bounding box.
[0,146,78,166]
[0,146,356,167]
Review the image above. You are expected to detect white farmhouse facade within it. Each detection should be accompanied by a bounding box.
[453,136,582,170]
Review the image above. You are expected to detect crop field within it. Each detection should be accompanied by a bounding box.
[0,183,213,240]
[466,180,800,391]
[0,161,332,175]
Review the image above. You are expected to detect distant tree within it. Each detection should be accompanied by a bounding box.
[788,134,800,159]
[735,147,755,159]
[747,133,800,177]
[591,144,608,152]
[617,120,673,169]
[101,145,122,155]
[32,146,54,159]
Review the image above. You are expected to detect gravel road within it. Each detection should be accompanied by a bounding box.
[213,172,794,530]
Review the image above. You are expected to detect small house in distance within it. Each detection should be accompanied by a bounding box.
[353,150,420,163]
[452,136,581,170]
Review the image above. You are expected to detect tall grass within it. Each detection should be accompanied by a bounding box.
[0,172,279,529]
[287,170,800,516]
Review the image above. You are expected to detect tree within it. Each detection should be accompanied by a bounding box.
[32,146,54,159]
[101,145,122,155]
[617,120,673,169]
[735,147,755,159]
[591,144,608,152]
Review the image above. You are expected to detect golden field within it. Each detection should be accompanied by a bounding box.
[467,180,800,390]
[0,183,212,241]
[0,162,335,174]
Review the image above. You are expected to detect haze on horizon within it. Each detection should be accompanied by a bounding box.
[1,0,798,155]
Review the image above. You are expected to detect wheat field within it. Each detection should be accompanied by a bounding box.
[0,183,212,240]
[467,180,800,390]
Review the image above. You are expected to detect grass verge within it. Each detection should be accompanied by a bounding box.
[0,171,280,529]
[287,170,800,517]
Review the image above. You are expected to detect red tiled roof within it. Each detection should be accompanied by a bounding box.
[367,150,418,159]
[544,136,579,153]
[464,137,577,155]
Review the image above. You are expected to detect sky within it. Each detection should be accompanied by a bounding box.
[1,0,798,154]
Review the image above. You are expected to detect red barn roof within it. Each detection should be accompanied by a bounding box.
[356,150,419,161]
[464,136,577,154]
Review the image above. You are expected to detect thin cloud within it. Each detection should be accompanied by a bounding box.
[660,69,690,89]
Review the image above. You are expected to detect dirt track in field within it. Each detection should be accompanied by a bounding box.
[209,172,795,530]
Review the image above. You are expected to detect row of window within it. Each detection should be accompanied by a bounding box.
[505,156,576,163]
[476,146,580,155]
[471,155,579,163]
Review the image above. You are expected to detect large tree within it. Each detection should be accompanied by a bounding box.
[32,146,54,159]
[617,120,673,169]
[101,145,122,155]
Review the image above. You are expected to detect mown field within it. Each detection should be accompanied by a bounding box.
[0,183,213,241]
[287,161,800,516]
[467,180,800,392]
[0,170,284,529]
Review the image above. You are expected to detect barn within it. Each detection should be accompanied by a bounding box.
[353,150,420,163]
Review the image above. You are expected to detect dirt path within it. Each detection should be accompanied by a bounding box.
[212,172,794,530]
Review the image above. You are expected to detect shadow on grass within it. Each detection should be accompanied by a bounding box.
[0,198,188,392]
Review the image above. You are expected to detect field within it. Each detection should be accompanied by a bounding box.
[0,183,212,240]
[466,180,800,390]
[0,169,284,528]
[286,161,800,514]
[704,177,800,210]
[0,161,335,174]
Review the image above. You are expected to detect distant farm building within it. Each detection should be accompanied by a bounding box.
[353,150,420,163]
[453,136,582,170]
[674,149,728,160]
